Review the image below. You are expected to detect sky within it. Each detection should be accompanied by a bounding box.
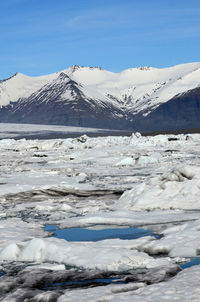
[0,0,200,79]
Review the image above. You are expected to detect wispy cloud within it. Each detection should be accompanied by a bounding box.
[64,5,200,32]
[1,0,200,78]
[63,5,200,45]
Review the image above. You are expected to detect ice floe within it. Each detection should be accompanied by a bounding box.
[0,237,172,272]
[119,165,200,210]
[57,266,200,302]
[0,128,200,300]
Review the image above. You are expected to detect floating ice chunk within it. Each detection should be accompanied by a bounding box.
[115,157,135,166]
[135,155,158,165]
[0,218,46,249]
[59,204,72,211]
[0,237,172,271]
[22,263,66,271]
[18,238,46,262]
[76,134,89,143]
[69,151,81,160]
[76,172,88,182]
[35,205,54,211]
[0,243,20,261]
[142,219,200,257]
[33,292,60,302]
[0,138,16,147]
[60,210,199,230]
[118,165,200,210]
[161,166,195,182]
[131,132,142,139]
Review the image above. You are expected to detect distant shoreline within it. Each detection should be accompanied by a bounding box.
[1,128,200,140]
[0,130,132,140]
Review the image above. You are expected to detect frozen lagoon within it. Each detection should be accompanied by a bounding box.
[0,124,200,301]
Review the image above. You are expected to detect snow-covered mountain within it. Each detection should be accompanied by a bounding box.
[0,62,200,131]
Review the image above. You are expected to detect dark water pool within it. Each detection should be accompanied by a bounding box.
[45,225,161,242]
[44,277,124,290]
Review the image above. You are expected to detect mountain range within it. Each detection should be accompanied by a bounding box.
[0,62,200,132]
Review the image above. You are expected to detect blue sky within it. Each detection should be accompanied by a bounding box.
[0,0,200,78]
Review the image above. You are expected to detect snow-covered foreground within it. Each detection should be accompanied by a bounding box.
[0,128,200,301]
[57,266,200,302]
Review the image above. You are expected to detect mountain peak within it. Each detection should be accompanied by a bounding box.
[68,65,104,73]
[0,72,19,83]
[136,66,154,71]
[58,72,70,80]
[70,65,82,72]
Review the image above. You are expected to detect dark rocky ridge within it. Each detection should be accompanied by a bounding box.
[0,73,130,130]
[133,87,200,132]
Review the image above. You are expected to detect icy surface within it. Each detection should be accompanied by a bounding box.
[0,237,172,271]
[0,123,112,139]
[119,166,200,210]
[0,127,200,300]
[57,266,200,302]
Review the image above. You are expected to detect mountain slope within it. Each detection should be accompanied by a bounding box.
[0,72,59,107]
[0,72,130,129]
[133,87,200,132]
[0,63,200,131]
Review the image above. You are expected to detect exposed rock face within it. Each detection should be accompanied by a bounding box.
[134,87,200,132]
[0,72,130,129]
